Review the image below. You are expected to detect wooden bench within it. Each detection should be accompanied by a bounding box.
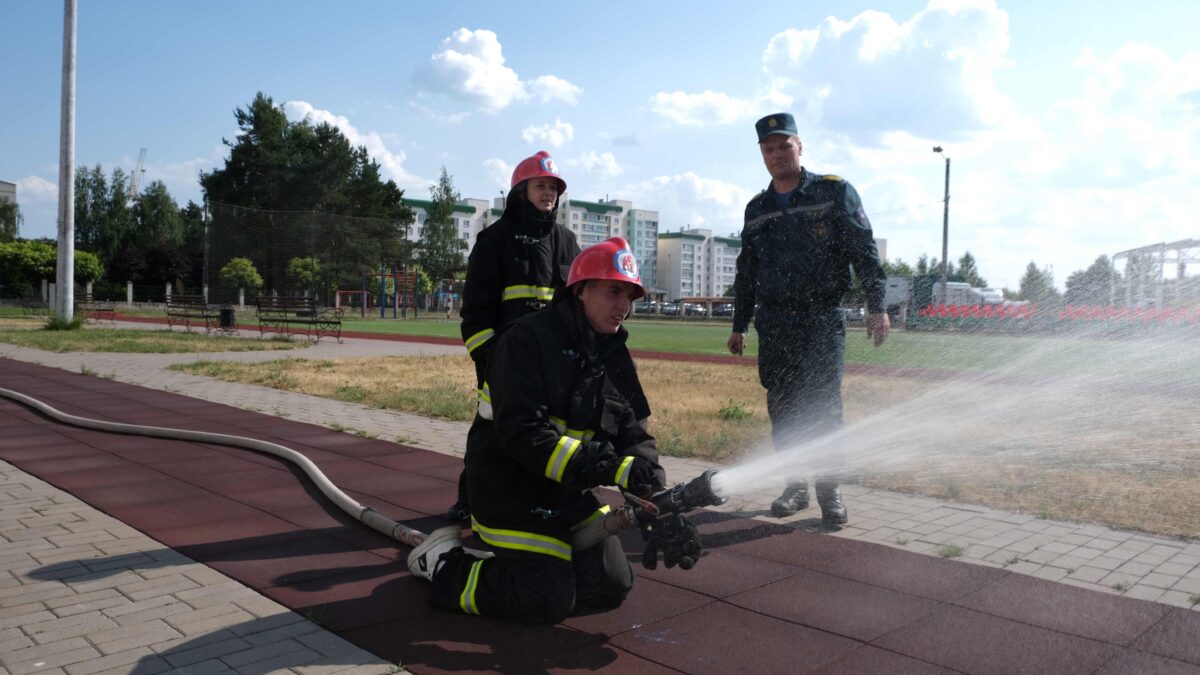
[255,296,343,343]
[75,293,116,324]
[20,293,48,316]
[165,295,219,334]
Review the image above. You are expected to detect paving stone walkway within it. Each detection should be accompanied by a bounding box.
[1,320,1198,674]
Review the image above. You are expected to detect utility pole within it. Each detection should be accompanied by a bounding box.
[56,0,77,322]
[933,146,950,305]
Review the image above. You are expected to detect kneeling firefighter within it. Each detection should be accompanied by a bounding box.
[409,237,701,623]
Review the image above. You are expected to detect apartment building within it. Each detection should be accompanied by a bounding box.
[657,228,741,300]
[406,194,661,291]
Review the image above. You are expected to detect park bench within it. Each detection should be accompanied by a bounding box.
[255,296,343,343]
[165,295,219,334]
[19,292,48,316]
[75,293,116,324]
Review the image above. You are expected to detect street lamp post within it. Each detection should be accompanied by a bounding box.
[932,146,950,305]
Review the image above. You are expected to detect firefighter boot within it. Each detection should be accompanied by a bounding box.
[770,481,809,518]
[408,525,463,581]
[815,482,848,525]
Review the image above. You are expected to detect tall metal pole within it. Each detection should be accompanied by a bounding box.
[55,0,77,321]
[940,156,950,305]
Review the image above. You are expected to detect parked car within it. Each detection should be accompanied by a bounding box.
[712,302,734,317]
[633,300,656,314]
[659,302,680,316]
[683,303,708,316]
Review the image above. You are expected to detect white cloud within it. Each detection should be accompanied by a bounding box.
[618,172,757,234]
[283,100,427,192]
[649,90,754,126]
[528,75,582,105]
[647,0,1014,138]
[16,175,58,203]
[760,0,1015,139]
[482,158,512,190]
[521,119,575,148]
[570,151,624,179]
[413,28,582,112]
[600,132,640,147]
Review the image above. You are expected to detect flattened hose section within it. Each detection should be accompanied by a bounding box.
[0,386,429,549]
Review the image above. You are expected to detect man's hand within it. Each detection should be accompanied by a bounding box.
[866,312,891,347]
[727,332,745,356]
[624,457,663,497]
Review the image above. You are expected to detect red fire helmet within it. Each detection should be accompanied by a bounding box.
[511,150,567,193]
[567,237,645,299]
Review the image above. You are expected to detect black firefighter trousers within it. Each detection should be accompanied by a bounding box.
[428,535,633,624]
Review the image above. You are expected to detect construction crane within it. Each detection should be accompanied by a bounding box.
[128,148,146,199]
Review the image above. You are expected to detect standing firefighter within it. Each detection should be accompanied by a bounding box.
[448,151,581,522]
[410,238,692,624]
[727,112,890,524]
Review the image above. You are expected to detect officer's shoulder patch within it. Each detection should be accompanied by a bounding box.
[821,174,843,182]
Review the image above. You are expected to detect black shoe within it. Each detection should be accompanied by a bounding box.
[446,500,471,522]
[770,482,809,518]
[816,485,848,525]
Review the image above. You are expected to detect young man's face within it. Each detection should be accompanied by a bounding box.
[578,279,637,334]
[525,177,560,214]
[759,134,803,182]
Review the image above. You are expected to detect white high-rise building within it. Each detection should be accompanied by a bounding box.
[406,194,661,290]
[403,198,491,253]
[657,228,741,299]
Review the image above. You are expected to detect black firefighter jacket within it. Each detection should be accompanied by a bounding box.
[465,297,662,562]
[459,206,580,384]
[732,168,887,334]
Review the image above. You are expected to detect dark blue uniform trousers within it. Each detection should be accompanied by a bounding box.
[756,307,847,485]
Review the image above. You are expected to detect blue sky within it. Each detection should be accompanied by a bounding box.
[3,0,1198,291]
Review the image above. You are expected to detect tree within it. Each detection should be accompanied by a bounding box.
[201,92,415,298]
[1017,261,1060,305]
[219,257,263,291]
[73,164,108,250]
[953,251,988,288]
[286,256,321,291]
[1064,255,1118,306]
[0,241,102,295]
[74,249,104,285]
[882,259,914,277]
[178,201,206,289]
[99,168,134,262]
[723,283,736,297]
[134,181,184,248]
[915,254,930,275]
[0,200,21,242]
[417,167,467,284]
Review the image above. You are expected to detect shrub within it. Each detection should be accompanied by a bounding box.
[219,257,263,290]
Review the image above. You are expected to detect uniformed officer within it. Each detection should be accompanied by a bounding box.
[447,151,581,522]
[726,112,890,524]
[409,238,687,624]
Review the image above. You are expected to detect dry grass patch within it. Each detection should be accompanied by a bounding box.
[174,355,479,421]
[0,317,47,331]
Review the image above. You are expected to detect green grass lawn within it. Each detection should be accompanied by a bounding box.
[0,324,306,353]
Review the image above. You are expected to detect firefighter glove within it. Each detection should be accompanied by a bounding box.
[573,441,619,489]
[618,456,662,497]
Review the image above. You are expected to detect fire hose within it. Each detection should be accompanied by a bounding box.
[0,386,728,558]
